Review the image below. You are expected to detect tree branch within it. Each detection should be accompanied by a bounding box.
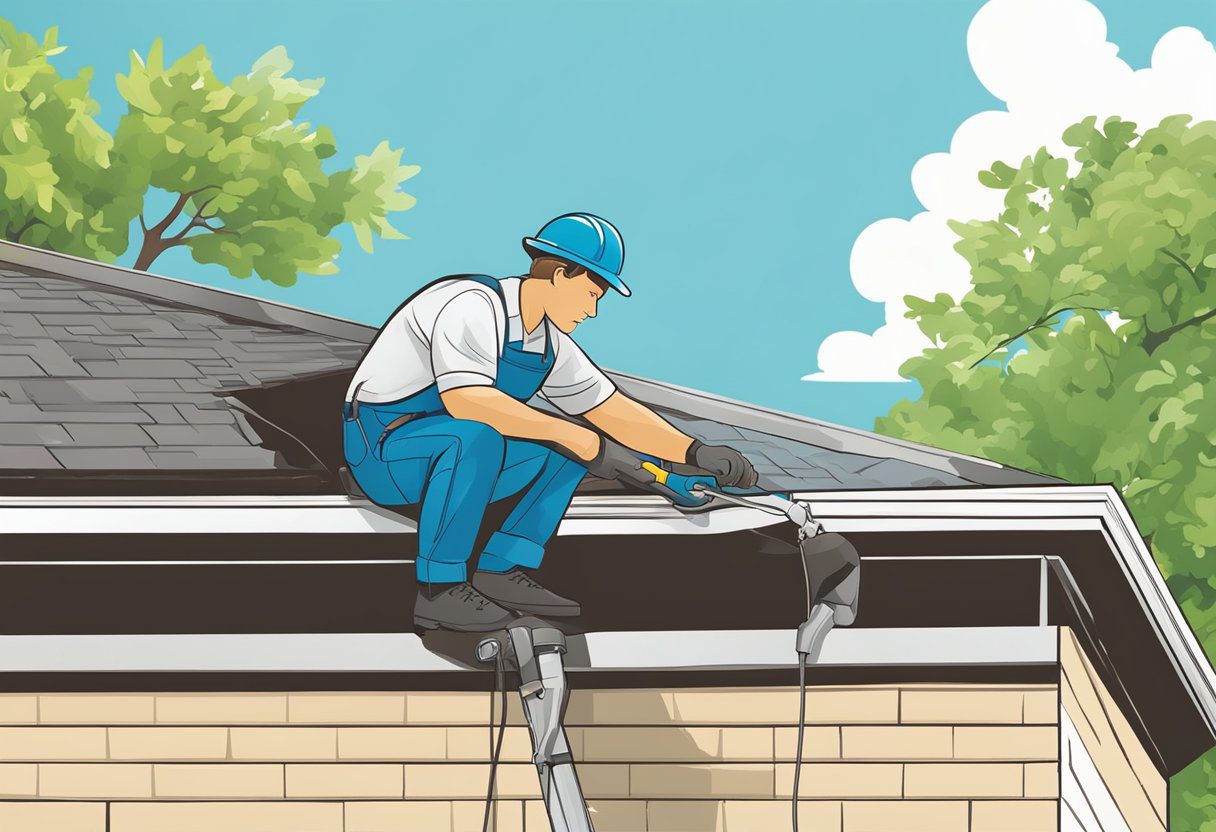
[1160,249,1202,289]
[138,213,148,234]
[1143,306,1216,354]
[8,217,45,243]
[145,185,222,240]
[968,305,1108,369]
[147,191,192,238]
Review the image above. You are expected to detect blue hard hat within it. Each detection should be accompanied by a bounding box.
[522,213,630,297]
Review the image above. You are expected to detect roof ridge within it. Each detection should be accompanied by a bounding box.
[0,240,375,344]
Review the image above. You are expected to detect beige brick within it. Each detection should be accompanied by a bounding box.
[843,800,969,832]
[346,801,451,832]
[841,726,952,760]
[971,799,1058,831]
[39,763,152,798]
[630,763,774,798]
[0,727,106,760]
[904,762,1023,797]
[0,802,105,832]
[646,800,724,831]
[901,689,1024,724]
[725,800,842,832]
[340,727,446,761]
[566,689,676,725]
[579,763,631,798]
[777,763,901,798]
[286,763,403,798]
[581,726,773,762]
[524,801,549,831]
[447,726,532,761]
[0,695,37,724]
[231,727,336,760]
[0,763,37,796]
[155,694,286,724]
[1026,762,1060,798]
[452,800,524,832]
[585,800,648,831]
[109,801,343,832]
[808,689,901,724]
[152,763,282,798]
[109,727,228,760]
[1023,690,1059,724]
[405,691,493,724]
[39,695,154,724]
[288,693,405,724]
[775,726,841,760]
[1061,628,1166,825]
[667,689,797,724]
[403,763,541,799]
[954,726,1058,760]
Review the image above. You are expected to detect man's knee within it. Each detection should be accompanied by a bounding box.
[446,419,507,464]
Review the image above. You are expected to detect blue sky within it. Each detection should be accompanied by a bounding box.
[10,0,1216,428]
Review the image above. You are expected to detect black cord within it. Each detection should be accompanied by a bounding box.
[793,652,807,832]
[482,654,508,832]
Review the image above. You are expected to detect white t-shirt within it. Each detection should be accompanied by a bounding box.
[346,276,616,415]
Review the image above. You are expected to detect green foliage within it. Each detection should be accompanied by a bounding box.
[876,114,1216,829]
[0,18,130,259]
[113,39,419,284]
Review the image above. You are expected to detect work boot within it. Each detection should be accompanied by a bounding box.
[472,568,581,617]
[413,582,518,633]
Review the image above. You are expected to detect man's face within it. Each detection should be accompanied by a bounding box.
[549,269,607,333]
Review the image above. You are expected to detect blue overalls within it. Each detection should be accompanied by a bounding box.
[341,276,589,584]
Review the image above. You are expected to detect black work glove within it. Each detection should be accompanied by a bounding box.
[686,439,758,489]
[584,435,659,490]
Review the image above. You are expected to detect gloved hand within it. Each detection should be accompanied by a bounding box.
[584,435,659,490]
[686,439,759,489]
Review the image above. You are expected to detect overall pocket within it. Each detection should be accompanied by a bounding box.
[342,405,369,467]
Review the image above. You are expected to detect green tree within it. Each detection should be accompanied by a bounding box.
[877,114,1216,829]
[0,18,129,260]
[113,39,418,285]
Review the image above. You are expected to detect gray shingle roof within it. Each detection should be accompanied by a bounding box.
[0,265,362,471]
[0,241,1055,489]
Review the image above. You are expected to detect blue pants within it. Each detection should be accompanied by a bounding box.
[345,409,587,583]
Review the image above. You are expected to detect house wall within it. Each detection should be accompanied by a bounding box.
[1059,630,1167,832]
[0,681,1062,832]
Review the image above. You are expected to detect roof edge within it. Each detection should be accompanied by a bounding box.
[0,240,375,343]
[608,370,1060,486]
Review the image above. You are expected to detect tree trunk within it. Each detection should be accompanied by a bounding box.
[133,232,169,272]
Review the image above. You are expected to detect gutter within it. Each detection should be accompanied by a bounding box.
[0,484,1209,742]
[0,626,1059,673]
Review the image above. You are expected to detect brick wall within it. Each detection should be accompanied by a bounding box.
[0,681,1066,832]
[1060,630,1167,831]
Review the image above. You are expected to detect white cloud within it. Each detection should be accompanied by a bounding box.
[806,0,1216,383]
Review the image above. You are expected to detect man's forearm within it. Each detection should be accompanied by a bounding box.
[584,391,694,462]
[440,386,600,460]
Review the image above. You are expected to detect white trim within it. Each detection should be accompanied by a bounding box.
[1061,708,1133,832]
[584,626,1057,671]
[0,626,1058,673]
[1,485,1211,743]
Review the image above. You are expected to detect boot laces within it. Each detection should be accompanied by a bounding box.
[453,583,492,610]
[506,569,542,589]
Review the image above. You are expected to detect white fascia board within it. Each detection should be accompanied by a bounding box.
[0,627,1057,674]
[1,485,1211,741]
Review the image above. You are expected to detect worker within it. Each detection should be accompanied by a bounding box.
[342,213,758,632]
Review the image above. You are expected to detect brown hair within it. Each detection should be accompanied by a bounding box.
[528,256,612,294]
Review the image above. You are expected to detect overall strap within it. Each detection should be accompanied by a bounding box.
[456,274,511,353]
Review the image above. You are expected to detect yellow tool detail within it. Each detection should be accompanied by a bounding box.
[640,461,668,485]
